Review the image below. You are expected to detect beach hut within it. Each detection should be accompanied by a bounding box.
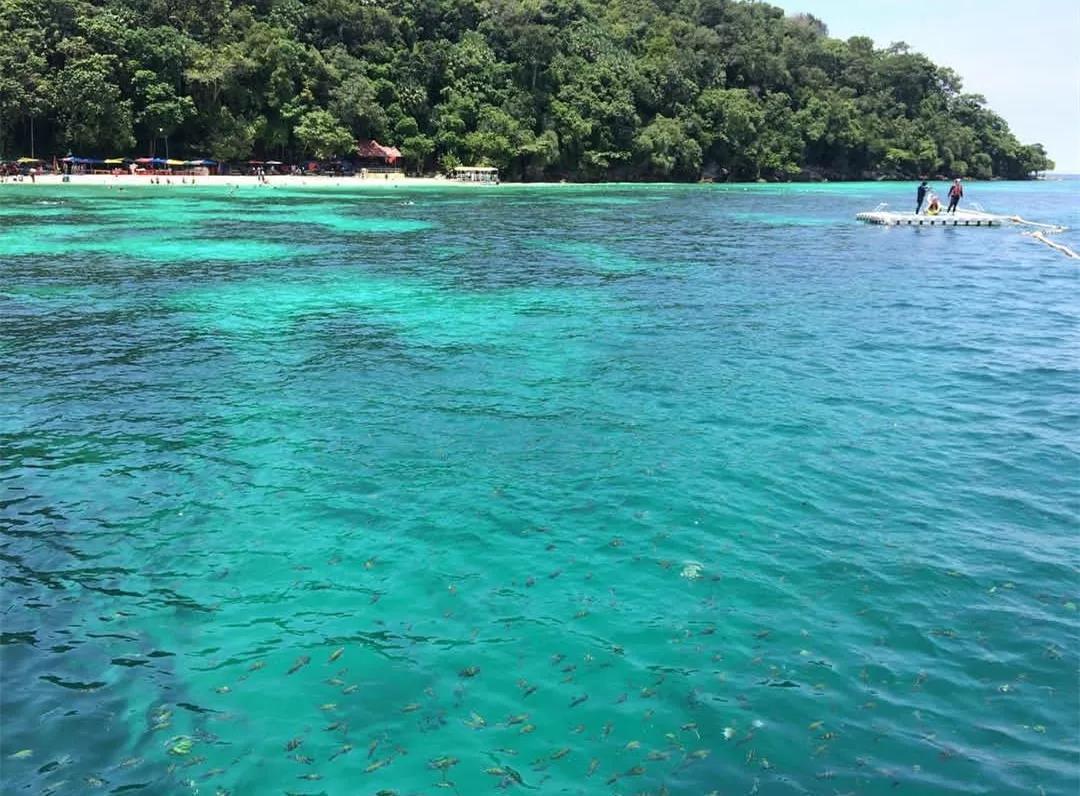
[354,140,403,175]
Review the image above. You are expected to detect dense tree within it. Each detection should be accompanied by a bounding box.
[294,108,354,158]
[0,0,1054,180]
[48,51,135,152]
[132,69,195,154]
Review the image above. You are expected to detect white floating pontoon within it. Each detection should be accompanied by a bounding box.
[856,205,1005,227]
[855,203,1078,258]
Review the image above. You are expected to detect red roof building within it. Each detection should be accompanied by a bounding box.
[355,140,400,164]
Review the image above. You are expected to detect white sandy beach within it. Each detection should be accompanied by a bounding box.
[0,173,482,190]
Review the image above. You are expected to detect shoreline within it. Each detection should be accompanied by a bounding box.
[1,173,1066,192]
[0,173,468,189]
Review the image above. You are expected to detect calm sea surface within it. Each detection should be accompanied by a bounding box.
[1,180,1077,795]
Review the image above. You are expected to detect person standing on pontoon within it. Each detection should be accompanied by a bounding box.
[916,180,929,214]
[947,178,964,213]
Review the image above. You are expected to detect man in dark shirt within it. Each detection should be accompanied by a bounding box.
[916,180,929,214]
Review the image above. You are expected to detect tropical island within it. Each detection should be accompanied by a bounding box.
[0,0,1055,182]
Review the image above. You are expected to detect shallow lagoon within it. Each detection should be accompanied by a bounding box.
[1,180,1078,795]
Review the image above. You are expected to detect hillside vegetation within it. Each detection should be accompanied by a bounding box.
[0,0,1054,180]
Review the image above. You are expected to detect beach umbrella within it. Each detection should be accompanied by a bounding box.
[248,160,264,165]
[265,160,283,165]
[166,159,186,167]
[103,158,127,164]
[16,157,41,164]
[184,159,217,166]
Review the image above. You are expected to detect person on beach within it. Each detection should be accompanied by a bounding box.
[916,180,929,214]
[947,178,963,213]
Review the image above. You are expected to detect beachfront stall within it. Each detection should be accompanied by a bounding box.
[134,157,167,174]
[1,157,43,179]
[453,165,499,183]
[61,155,104,174]
[185,159,216,175]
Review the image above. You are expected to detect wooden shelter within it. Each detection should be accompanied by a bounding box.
[453,166,499,183]
[355,140,402,173]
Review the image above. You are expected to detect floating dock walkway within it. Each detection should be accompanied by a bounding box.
[856,208,1004,227]
[856,204,1077,259]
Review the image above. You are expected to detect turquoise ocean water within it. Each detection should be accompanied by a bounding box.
[1,180,1077,795]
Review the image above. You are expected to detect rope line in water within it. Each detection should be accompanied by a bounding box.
[1025,231,1080,260]
[1008,215,1068,233]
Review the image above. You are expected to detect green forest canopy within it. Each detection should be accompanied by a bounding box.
[0,0,1054,181]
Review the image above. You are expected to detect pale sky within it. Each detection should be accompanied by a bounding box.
[770,0,1080,172]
